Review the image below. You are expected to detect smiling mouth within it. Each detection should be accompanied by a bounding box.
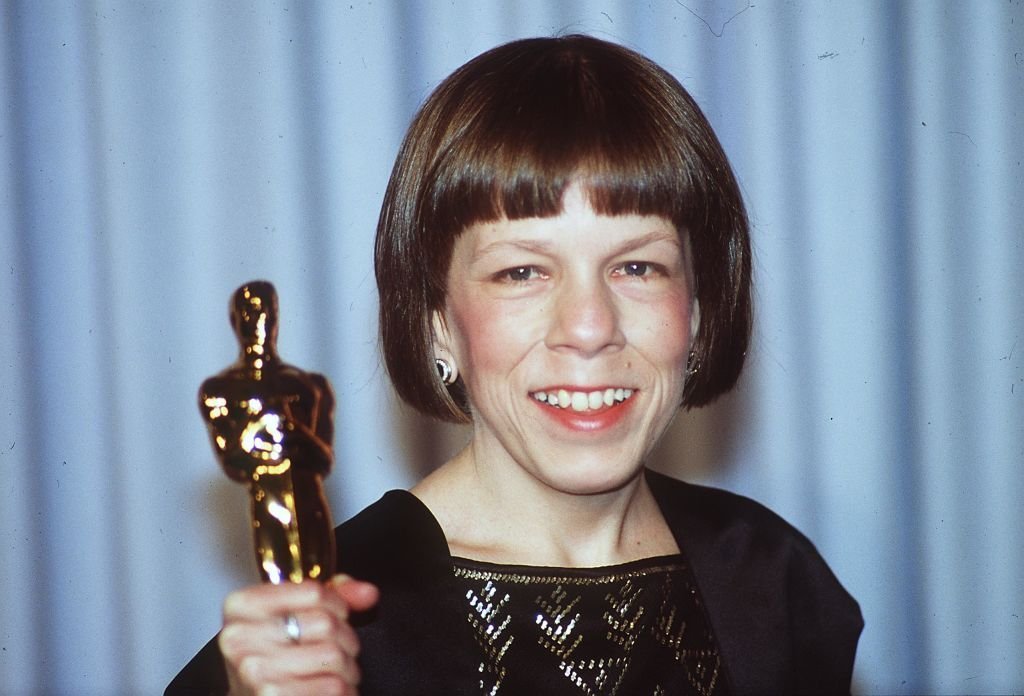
[530,388,635,413]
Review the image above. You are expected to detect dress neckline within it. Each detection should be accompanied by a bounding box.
[451,553,686,577]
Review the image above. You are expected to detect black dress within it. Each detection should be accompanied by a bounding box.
[166,470,863,695]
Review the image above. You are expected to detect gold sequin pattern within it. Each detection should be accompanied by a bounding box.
[453,557,726,695]
[464,579,514,694]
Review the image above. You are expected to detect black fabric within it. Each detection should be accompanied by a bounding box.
[166,470,862,695]
[648,471,863,694]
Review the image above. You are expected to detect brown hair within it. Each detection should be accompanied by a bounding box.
[375,35,751,423]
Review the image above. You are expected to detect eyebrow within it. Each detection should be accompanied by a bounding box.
[614,229,682,255]
[472,238,554,263]
[471,229,681,264]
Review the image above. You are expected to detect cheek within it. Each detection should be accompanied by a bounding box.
[635,294,693,369]
[448,298,524,378]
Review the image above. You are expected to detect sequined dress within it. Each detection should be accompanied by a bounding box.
[167,470,862,695]
[453,556,725,695]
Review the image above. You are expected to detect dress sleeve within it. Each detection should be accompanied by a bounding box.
[164,634,228,696]
[784,532,864,694]
[646,469,863,695]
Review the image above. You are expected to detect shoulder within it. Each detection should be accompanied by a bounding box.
[336,489,434,539]
[646,469,863,694]
[334,491,480,693]
[334,490,451,587]
[647,468,820,556]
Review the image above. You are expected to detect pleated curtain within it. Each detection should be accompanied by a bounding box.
[1,2,1021,693]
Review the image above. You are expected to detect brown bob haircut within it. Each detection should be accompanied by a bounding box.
[375,35,751,424]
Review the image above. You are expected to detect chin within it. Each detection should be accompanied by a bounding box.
[539,457,645,497]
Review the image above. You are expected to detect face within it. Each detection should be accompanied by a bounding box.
[434,184,698,496]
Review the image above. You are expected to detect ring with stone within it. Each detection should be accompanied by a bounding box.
[283,613,301,644]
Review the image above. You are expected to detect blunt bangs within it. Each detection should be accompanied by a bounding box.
[422,40,716,241]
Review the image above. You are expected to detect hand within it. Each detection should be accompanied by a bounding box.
[219,575,379,696]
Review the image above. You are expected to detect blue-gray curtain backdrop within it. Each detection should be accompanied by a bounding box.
[1,1,1021,693]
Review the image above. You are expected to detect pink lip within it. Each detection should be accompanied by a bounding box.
[532,389,636,433]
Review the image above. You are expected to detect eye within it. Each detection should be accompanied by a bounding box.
[615,261,661,278]
[498,266,544,283]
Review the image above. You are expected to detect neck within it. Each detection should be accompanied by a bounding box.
[416,444,676,568]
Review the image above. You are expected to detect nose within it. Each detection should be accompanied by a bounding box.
[545,276,624,357]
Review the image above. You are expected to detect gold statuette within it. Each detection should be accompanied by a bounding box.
[199,281,336,583]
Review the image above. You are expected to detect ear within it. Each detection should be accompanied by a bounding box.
[679,229,700,347]
[431,310,455,360]
[689,297,701,346]
[431,309,460,384]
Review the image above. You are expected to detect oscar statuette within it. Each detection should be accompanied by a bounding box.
[198,281,336,583]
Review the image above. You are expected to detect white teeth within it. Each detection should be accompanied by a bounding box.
[571,392,588,411]
[558,389,571,408]
[530,387,634,412]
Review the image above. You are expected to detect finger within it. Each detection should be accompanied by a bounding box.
[224,581,353,624]
[265,676,356,696]
[249,675,354,696]
[235,642,361,686]
[220,606,362,657]
[285,607,362,655]
[329,575,380,612]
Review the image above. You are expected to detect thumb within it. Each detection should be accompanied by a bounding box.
[330,574,380,612]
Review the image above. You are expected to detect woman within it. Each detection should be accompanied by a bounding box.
[169,35,862,695]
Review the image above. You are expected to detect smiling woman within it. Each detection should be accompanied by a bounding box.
[426,187,695,511]
[168,35,862,695]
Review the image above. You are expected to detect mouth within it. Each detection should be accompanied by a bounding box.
[529,387,635,413]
